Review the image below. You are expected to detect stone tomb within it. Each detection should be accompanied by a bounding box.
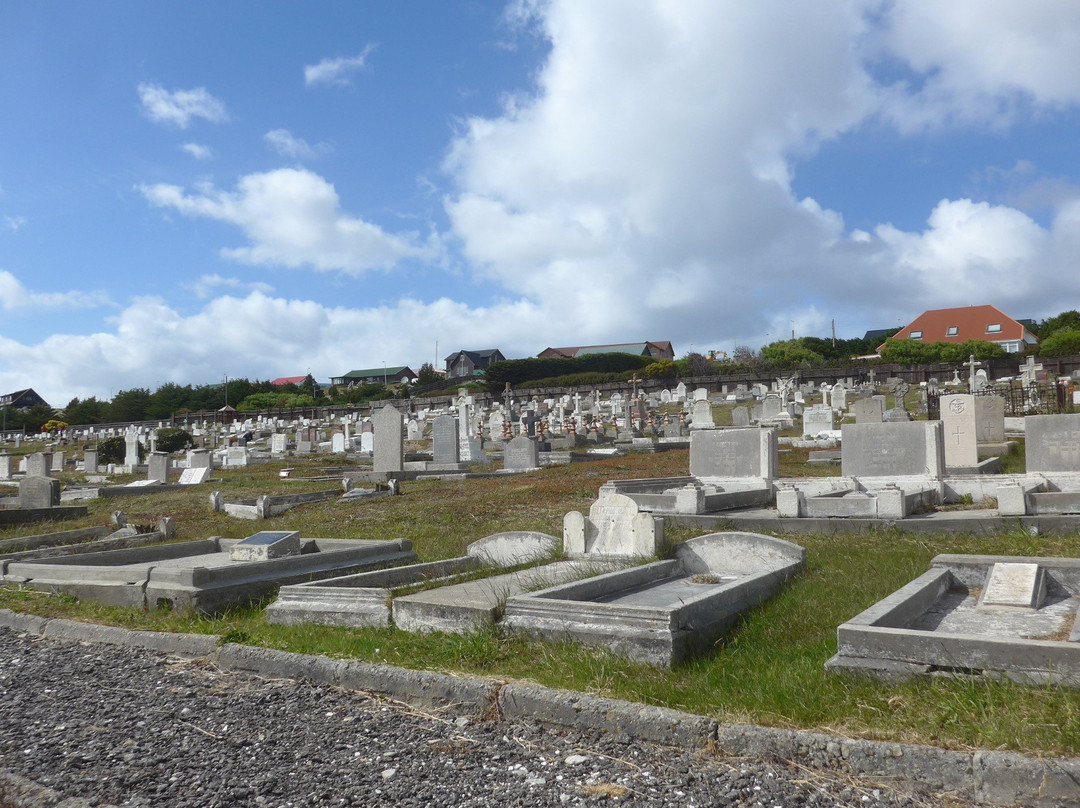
[997,413,1080,516]
[939,394,978,469]
[563,493,663,557]
[2,535,417,614]
[503,532,806,667]
[267,531,558,629]
[828,554,1080,686]
[601,427,777,515]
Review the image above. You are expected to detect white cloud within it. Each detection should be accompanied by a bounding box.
[138,83,228,128]
[3,215,27,232]
[264,129,328,160]
[181,143,213,160]
[0,270,111,311]
[139,168,440,274]
[304,45,376,87]
[186,274,275,299]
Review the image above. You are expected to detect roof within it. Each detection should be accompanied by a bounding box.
[539,342,672,358]
[0,388,50,410]
[882,305,1037,349]
[862,328,897,342]
[336,367,415,379]
[270,376,308,386]
[444,348,502,362]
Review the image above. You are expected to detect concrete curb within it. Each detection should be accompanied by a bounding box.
[3,609,1079,807]
[498,683,717,748]
[214,643,498,713]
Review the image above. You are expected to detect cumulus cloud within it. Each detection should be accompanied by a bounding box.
[0,270,111,311]
[3,215,27,232]
[138,83,228,128]
[139,168,439,274]
[264,129,327,160]
[181,143,213,160]
[304,45,376,87]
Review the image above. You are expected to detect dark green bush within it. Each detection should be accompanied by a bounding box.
[155,427,193,453]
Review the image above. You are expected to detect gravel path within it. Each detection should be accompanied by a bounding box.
[0,627,950,807]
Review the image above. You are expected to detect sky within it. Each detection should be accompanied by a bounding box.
[3,1,1080,406]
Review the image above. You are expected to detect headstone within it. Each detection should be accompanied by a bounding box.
[830,382,847,411]
[178,467,212,485]
[802,405,834,438]
[407,419,422,441]
[973,369,989,391]
[503,435,540,471]
[188,449,212,469]
[83,450,99,474]
[18,476,59,509]
[693,388,709,402]
[674,382,687,401]
[731,406,750,427]
[1025,413,1080,472]
[373,404,404,473]
[840,421,945,478]
[270,433,288,455]
[939,394,978,468]
[331,432,346,454]
[0,454,12,480]
[563,493,663,557]
[226,446,250,467]
[25,452,50,477]
[148,452,171,483]
[124,431,140,468]
[690,399,714,429]
[432,415,460,465]
[977,562,1046,611]
[359,432,374,453]
[851,398,883,424]
[761,395,782,421]
[689,427,777,479]
[975,396,1006,444]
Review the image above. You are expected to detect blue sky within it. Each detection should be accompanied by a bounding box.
[3,1,1080,405]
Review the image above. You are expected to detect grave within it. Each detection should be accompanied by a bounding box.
[148,452,171,484]
[18,476,60,509]
[802,405,835,439]
[997,413,1080,516]
[563,493,663,557]
[503,532,806,667]
[503,435,540,472]
[82,450,99,474]
[939,394,978,469]
[602,427,777,514]
[3,534,417,614]
[267,531,558,628]
[827,553,1080,686]
[851,398,883,424]
[690,399,715,429]
[210,487,342,520]
[428,414,467,472]
[26,452,50,478]
[229,530,300,562]
[178,467,212,485]
[373,404,404,473]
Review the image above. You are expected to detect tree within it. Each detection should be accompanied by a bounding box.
[1035,310,1080,340]
[760,339,825,367]
[416,362,440,385]
[644,359,678,379]
[1039,328,1080,357]
[63,396,105,425]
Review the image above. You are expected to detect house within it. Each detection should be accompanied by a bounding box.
[444,348,506,379]
[538,341,675,361]
[331,367,417,387]
[270,376,309,387]
[880,305,1038,354]
[0,388,50,411]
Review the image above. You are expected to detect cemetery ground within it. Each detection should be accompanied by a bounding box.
[1,439,1079,764]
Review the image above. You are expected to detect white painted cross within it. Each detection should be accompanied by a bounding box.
[966,354,983,394]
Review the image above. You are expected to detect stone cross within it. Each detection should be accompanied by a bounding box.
[1021,355,1043,386]
[520,409,540,438]
[966,355,983,394]
[503,382,513,413]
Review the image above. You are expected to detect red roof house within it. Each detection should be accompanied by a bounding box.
[880,305,1037,354]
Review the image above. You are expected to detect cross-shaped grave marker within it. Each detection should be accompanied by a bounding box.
[966,354,983,394]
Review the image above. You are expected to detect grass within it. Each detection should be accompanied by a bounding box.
[2,447,1079,756]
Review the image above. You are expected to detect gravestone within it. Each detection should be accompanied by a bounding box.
[852,398,883,424]
[939,394,978,468]
[148,452,171,483]
[563,493,663,557]
[179,467,212,485]
[407,419,422,441]
[226,447,250,467]
[503,435,540,471]
[840,421,945,478]
[731,406,750,427]
[690,399,714,429]
[25,452,50,477]
[830,382,847,411]
[432,415,460,465]
[83,450,99,474]
[360,432,374,453]
[373,404,404,473]
[1025,413,1080,472]
[975,396,1006,443]
[689,427,777,480]
[188,449,211,469]
[331,432,347,454]
[18,476,59,509]
[0,454,12,480]
[124,431,140,468]
[761,395,782,421]
[270,433,287,455]
[802,405,834,438]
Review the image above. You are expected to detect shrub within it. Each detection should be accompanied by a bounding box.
[1039,328,1080,357]
[97,435,132,465]
[155,427,193,453]
[644,359,678,379]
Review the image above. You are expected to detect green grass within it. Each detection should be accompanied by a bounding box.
[2,448,1079,756]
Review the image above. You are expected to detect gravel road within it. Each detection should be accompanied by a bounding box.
[0,627,949,807]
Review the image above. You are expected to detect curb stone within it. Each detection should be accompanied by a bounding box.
[3,609,1079,807]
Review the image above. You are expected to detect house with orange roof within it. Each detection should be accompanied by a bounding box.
[879,305,1037,354]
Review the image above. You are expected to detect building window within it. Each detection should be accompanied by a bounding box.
[986,323,1002,333]
[909,330,922,340]
[946,326,958,336]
